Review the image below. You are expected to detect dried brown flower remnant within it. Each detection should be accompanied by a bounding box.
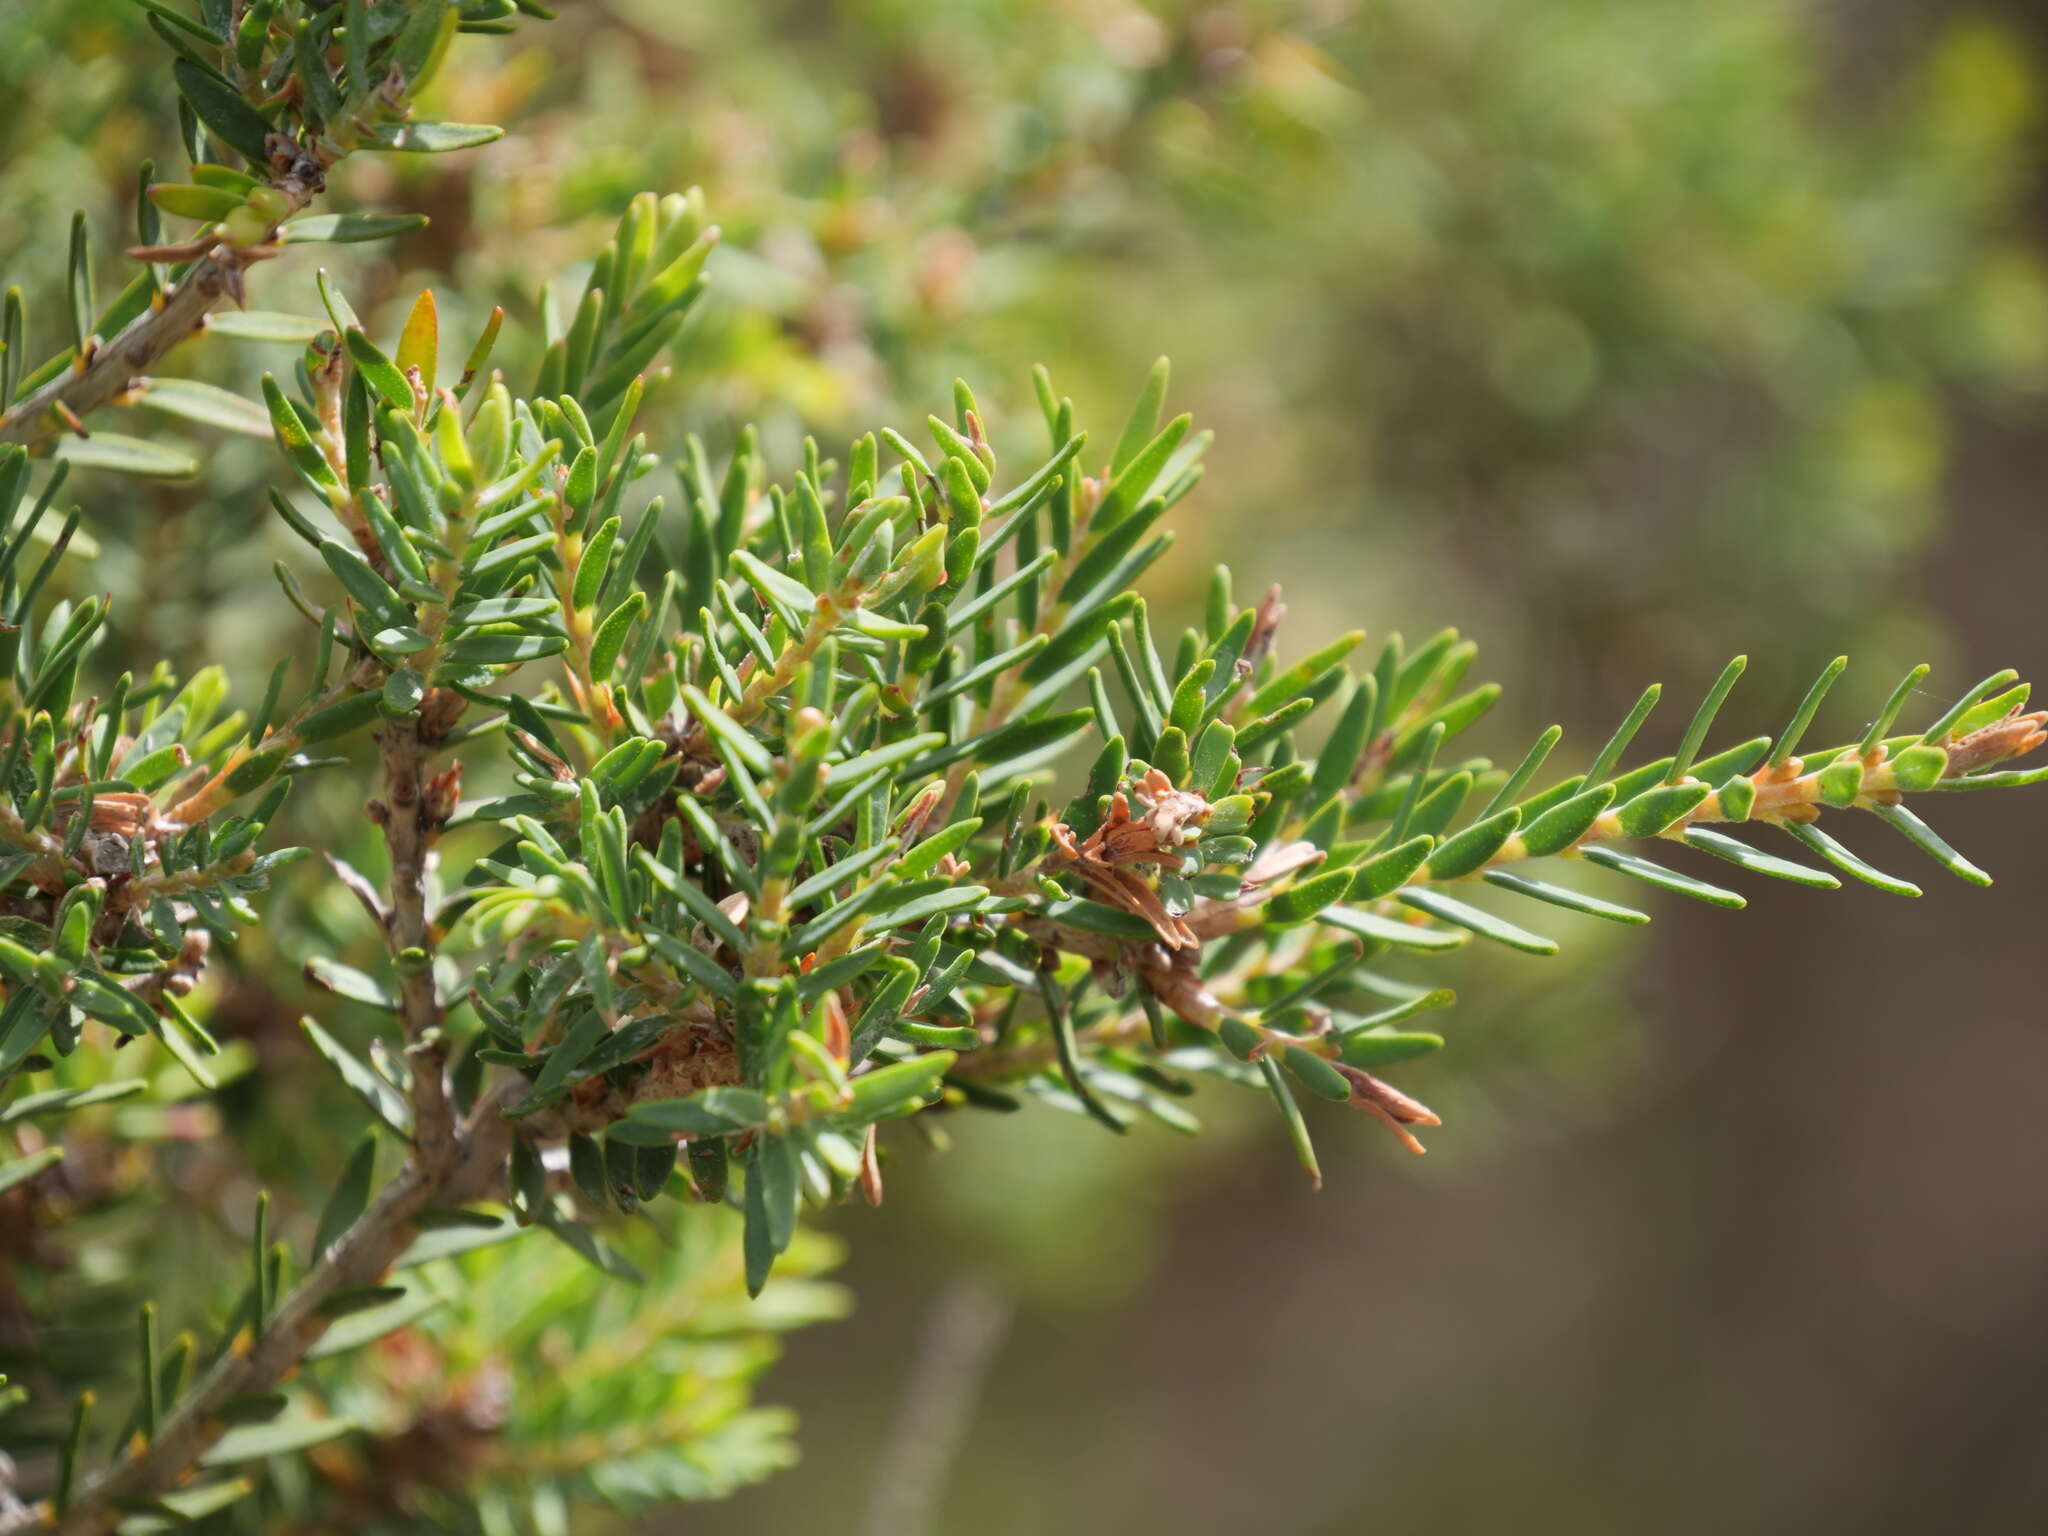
[632,1023,742,1105]
[81,792,155,838]
[1178,838,1322,942]
[522,1012,739,1141]
[1945,709,2048,777]
[1119,769,1213,856]
[1048,768,1212,948]
[1334,1062,1442,1155]
[41,791,172,888]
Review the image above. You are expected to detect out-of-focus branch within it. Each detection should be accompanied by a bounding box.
[861,1278,1014,1536]
[0,136,326,453]
[0,249,242,450]
[1,1079,518,1536]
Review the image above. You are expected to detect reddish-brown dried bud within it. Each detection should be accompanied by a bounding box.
[416,687,468,744]
[859,1124,885,1208]
[423,764,463,831]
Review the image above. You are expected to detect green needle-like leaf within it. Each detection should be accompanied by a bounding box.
[1578,845,1745,908]
[1681,827,1839,888]
[1481,869,1650,924]
[1396,889,1558,955]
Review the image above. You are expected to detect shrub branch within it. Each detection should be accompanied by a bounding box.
[1,1081,517,1536]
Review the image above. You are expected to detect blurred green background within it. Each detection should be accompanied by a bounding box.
[8,0,2048,1530]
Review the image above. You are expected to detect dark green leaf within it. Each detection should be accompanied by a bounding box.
[282,212,430,245]
[173,59,273,164]
[359,121,505,153]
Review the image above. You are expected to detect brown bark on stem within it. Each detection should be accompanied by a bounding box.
[373,718,455,1156]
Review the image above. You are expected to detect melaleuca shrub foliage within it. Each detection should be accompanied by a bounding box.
[2,4,2046,1533]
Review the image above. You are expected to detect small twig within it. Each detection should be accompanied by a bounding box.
[0,121,333,452]
[0,249,246,451]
